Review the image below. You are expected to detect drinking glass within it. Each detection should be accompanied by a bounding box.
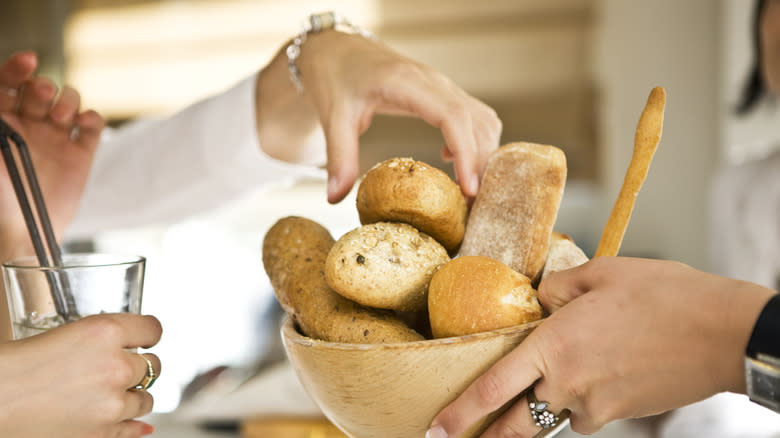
[2,253,145,339]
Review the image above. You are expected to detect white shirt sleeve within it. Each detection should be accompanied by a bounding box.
[66,73,326,238]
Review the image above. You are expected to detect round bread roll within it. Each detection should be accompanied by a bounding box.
[356,157,467,252]
[428,256,543,338]
[325,222,450,312]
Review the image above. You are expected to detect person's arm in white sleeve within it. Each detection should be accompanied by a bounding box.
[66,73,325,238]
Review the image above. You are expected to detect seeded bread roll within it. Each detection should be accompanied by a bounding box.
[428,256,543,338]
[262,216,424,343]
[356,157,467,252]
[459,142,567,281]
[540,231,589,280]
[325,222,450,312]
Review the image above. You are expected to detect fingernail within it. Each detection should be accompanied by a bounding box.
[327,174,339,198]
[470,173,480,196]
[141,422,155,435]
[426,424,448,438]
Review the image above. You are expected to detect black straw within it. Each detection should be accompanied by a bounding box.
[0,118,77,319]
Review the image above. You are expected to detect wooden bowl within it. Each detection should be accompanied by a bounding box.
[281,316,544,438]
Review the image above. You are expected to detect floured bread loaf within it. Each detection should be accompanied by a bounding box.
[356,157,467,252]
[459,142,567,281]
[428,256,543,338]
[541,231,589,280]
[325,222,450,312]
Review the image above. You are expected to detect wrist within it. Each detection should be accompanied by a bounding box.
[745,293,780,411]
[254,39,319,164]
[720,280,776,394]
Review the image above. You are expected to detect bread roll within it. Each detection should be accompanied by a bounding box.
[356,157,467,252]
[540,231,589,280]
[262,216,424,343]
[428,256,543,338]
[325,222,450,312]
[459,142,567,281]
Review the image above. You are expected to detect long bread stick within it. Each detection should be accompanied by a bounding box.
[595,86,666,257]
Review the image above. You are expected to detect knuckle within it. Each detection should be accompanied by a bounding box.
[100,394,125,423]
[494,422,526,438]
[107,355,134,388]
[475,373,508,409]
[83,316,124,344]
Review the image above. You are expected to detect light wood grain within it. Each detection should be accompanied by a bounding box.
[281,316,542,438]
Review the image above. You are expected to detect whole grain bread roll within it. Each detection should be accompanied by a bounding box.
[428,256,543,338]
[540,231,589,280]
[325,222,450,312]
[459,142,567,281]
[262,216,424,343]
[356,157,467,252]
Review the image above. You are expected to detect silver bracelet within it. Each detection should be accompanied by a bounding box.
[285,11,374,93]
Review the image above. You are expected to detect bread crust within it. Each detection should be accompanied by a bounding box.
[325,222,450,312]
[428,256,543,338]
[540,231,589,280]
[459,142,567,281]
[356,157,467,252]
[262,216,424,343]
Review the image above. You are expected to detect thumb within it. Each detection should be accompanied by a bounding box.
[323,106,361,204]
[537,261,595,313]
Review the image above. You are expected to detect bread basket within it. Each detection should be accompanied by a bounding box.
[281,316,559,437]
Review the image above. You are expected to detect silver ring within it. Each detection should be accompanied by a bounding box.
[528,388,560,429]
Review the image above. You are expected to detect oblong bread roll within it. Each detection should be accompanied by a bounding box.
[460,142,567,281]
[262,216,423,343]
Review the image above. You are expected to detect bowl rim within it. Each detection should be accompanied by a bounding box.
[280,315,544,351]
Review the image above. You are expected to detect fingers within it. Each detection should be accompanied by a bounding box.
[126,352,161,390]
[479,382,574,438]
[0,51,37,112]
[119,389,155,423]
[105,419,155,438]
[387,75,481,197]
[323,105,361,203]
[429,337,544,437]
[537,258,608,313]
[82,313,163,349]
[75,109,106,151]
[18,76,58,119]
[49,85,81,128]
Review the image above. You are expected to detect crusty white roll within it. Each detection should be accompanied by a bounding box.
[428,256,543,338]
[540,231,589,280]
[459,142,567,282]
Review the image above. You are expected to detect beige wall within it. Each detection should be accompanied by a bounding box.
[585,0,720,269]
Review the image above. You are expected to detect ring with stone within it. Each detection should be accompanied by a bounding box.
[528,387,561,429]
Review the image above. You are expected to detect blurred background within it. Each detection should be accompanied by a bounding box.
[1,0,777,420]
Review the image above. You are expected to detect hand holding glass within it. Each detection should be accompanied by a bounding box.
[3,253,145,339]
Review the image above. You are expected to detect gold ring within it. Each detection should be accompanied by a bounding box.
[135,355,157,391]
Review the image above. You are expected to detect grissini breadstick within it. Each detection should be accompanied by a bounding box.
[595,86,666,258]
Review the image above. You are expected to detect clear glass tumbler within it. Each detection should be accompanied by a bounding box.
[2,253,145,339]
